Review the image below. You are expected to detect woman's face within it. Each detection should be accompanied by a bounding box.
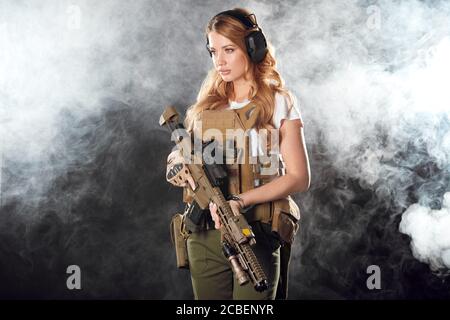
[207,31,249,83]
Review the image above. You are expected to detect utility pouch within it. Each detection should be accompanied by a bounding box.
[183,201,215,233]
[170,213,189,269]
[271,197,300,245]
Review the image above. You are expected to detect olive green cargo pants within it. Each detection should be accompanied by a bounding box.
[186,222,280,300]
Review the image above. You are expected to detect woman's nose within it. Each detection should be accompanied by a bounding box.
[216,51,226,66]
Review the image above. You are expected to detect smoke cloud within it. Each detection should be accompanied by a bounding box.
[400,192,450,273]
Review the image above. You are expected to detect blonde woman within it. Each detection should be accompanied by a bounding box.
[169,8,310,300]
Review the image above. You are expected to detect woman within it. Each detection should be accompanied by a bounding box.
[169,8,310,300]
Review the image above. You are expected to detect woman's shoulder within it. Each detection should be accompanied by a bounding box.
[272,91,302,129]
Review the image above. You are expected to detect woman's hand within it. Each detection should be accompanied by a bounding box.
[209,200,242,229]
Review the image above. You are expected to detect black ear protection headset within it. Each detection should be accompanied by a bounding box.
[206,10,268,64]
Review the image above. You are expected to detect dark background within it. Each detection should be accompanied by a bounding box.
[1,0,450,299]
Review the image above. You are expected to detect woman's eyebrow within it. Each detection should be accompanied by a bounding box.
[209,44,235,50]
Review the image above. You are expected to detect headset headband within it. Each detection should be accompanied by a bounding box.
[212,10,259,30]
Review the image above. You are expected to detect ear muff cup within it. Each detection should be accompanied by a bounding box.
[245,30,267,64]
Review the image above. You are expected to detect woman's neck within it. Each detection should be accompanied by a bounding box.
[231,78,252,102]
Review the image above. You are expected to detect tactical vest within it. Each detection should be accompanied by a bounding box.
[183,101,300,240]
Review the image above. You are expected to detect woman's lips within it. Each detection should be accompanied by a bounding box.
[219,70,231,75]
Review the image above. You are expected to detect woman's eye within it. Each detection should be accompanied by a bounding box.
[209,49,233,57]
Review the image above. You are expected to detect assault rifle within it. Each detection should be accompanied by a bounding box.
[160,106,268,292]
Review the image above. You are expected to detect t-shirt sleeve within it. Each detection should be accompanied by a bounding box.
[272,92,303,129]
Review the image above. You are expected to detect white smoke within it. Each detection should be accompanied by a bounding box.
[0,0,187,210]
[400,192,450,271]
[265,0,450,187]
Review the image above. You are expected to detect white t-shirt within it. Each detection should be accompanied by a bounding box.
[228,92,302,157]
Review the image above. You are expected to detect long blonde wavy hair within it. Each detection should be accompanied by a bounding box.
[184,7,295,136]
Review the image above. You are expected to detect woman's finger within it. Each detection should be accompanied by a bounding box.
[209,202,221,229]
